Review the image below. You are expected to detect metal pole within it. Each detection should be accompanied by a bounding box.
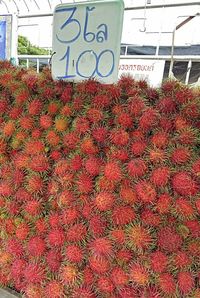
[185,60,192,84]
[168,29,176,77]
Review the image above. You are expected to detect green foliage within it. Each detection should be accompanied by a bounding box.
[18,35,50,55]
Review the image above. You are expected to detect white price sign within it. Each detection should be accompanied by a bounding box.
[52,0,124,83]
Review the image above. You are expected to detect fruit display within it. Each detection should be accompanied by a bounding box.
[0,61,199,297]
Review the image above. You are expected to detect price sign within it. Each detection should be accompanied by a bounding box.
[52,0,124,83]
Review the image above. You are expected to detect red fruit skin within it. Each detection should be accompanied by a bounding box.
[89,255,110,273]
[158,227,182,253]
[127,159,147,178]
[111,267,128,287]
[171,147,190,164]
[178,271,195,295]
[112,206,136,225]
[65,245,83,263]
[104,162,122,182]
[175,197,194,218]
[135,181,157,203]
[131,140,147,156]
[141,210,161,227]
[172,172,198,196]
[23,263,45,284]
[27,236,46,257]
[89,237,113,257]
[47,229,65,247]
[150,251,168,273]
[156,193,172,214]
[45,281,64,298]
[94,192,115,211]
[89,215,107,237]
[97,277,115,293]
[151,167,170,187]
[46,249,62,272]
[159,273,176,295]
[173,251,191,268]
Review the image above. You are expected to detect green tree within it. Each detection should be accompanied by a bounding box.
[18,35,50,55]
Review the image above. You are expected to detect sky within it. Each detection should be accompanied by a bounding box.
[1,0,200,49]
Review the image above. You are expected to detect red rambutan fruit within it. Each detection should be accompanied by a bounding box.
[172,251,191,268]
[104,161,122,182]
[111,267,128,287]
[29,154,49,172]
[27,236,46,257]
[46,249,62,272]
[76,173,93,194]
[48,229,65,247]
[46,130,60,147]
[97,276,115,293]
[128,96,146,117]
[157,96,177,114]
[66,223,87,242]
[39,114,52,129]
[112,206,136,225]
[25,140,45,155]
[89,237,113,257]
[158,273,176,295]
[171,147,191,164]
[151,131,169,148]
[23,263,45,284]
[24,200,41,216]
[185,220,200,237]
[92,94,110,108]
[80,137,98,155]
[55,117,68,132]
[10,259,26,280]
[131,140,147,156]
[150,167,170,187]
[35,218,47,234]
[192,159,200,178]
[178,271,194,295]
[175,197,194,218]
[27,175,44,193]
[158,227,182,252]
[87,108,103,123]
[89,255,110,273]
[129,263,149,286]
[94,192,115,211]
[110,129,130,146]
[127,225,152,250]
[85,156,101,176]
[24,284,43,298]
[28,99,43,115]
[175,87,194,104]
[116,112,133,128]
[150,251,168,273]
[15,89,30,105]
[176,128,197,145]
[19,116,34,130]
[92,126,108,143]
[60,264,79,286]
[110,229,125,245]
[15,222,30,240]
[45,280,64,298]
[47,101,60,115]
[3,121,15,137]
[63,132,79,150]
[139,108,159,132]
[135,181,157,203]
[69,155,82,171]
[172,172,198,196]
[89,215,107,237]
[141,209,161,227]
[62,207,80,225]
[127,158,147,178]
[120,186,137,205]
[0,181,12,197]
[72,286,95,298]
[65,245,83,263]
[156,193,172,214]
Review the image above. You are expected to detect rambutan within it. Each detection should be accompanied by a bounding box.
[89,215,107,237]
[35,218,47,234]
[25,140,45,155]
[129,263,149,286]
[112,206,136,225]
[45,280,64,298]
[116,112,133,128]
[110,129,130,146]
[141,209,161,227]
[55,117,68,132]
[127,225,152,250]
[60,264,79,285]
[89,237,113,257]
[156,193,172,214]
[151,131,169,148]
[157,96,177,114]
[150,251,168,273]
[72,286,95,298]
[158,227,182,252]
[192,159,200,178]
[66,223,87,242]
[135,181,157,203]
[19,115,34,130]
[23,263,45,284]
[120,186,137,205]
[172,251,191,268]
[127,158,147,178]
[171,147,191,164]
[175,197,194,218]
[139,108,159,132]
[47,101,60,115]
[46,249,62,272]
[104,161,122,182]
[172,172,198,196]
[158,273,176,295]
[29,154,49,172]
[39,114,52,129]
[62,207,80,225]
[131,140,147,156]
[178,271,195,295]
[185,220,200,237]
[10,259,26,280]
[65,245,83,263]
[15,222,30,240]
[85,156,101,176]
[0,181,12,197]
[24,200,41,216]
[150,167,170,187]
[89,255,110,273]
[47,229,65,247]
[80,137,98,155]
[24,284,44,298]
[28,99,43,115]
[97,276,114,293]
[46,130,60,147]
[128,96,146,117]
[76,173,93,194]
[92,126,108,143]
[111,267,128,286]
[87,108,103,123]
[27,175,44,193]
[94,191,115,211]
[110,229,125,245]
[3,121,15,137]
[92,94,110,108]
[27,236,46,257]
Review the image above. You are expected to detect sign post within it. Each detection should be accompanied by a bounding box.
[52,0,124,83]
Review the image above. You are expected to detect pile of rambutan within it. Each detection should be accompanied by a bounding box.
[0,61,199,298]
